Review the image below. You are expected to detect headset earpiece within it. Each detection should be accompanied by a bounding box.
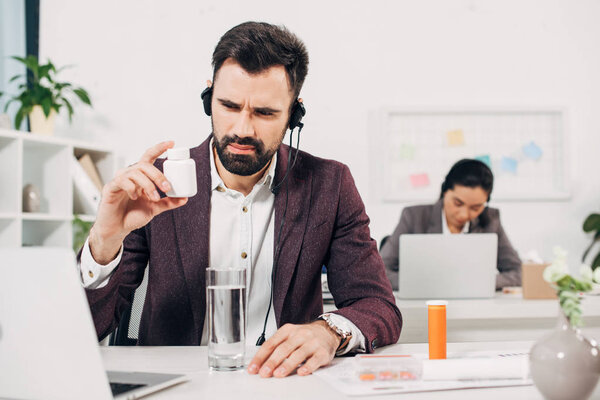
[201,86,213,116]
[288,100,306,130]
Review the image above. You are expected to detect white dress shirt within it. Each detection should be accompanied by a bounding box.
[441,208,470,234]
[80,141,365,354]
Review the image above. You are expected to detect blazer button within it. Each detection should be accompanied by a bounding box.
[371,338,379,349]
[88,270,94,278]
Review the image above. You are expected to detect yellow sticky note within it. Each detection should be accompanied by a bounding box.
[447,129,465,146]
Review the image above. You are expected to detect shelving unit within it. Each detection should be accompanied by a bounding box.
[0,128,116,249]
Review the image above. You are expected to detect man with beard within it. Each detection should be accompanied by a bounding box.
[80,21,401,378]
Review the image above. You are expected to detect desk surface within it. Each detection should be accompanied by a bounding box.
[101,341,600,400]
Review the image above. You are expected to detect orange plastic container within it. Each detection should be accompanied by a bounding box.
[427,300,448,360]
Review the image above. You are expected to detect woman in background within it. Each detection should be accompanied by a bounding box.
[380,159,521,291]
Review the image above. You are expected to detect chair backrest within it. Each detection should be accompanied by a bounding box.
[379,235,390,251]
[109,266,149,345]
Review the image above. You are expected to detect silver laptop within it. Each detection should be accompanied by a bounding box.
[0,247,187,400]
[398,233,498,299]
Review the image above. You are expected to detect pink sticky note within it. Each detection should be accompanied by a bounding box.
[410,173,430,188]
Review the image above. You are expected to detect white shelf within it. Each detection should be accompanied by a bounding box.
[74,214,97,223]
[21,213,73,222]
[0,128,115,248]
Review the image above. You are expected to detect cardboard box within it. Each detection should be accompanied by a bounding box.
[522,263,557,299]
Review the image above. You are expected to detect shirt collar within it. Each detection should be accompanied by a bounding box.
[209,138,277,193]
[441,207,470,234]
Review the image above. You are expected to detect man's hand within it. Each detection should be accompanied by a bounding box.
[89,141,188,264]
[247,321,341,378]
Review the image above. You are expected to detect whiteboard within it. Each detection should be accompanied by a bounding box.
[371,108,569,202]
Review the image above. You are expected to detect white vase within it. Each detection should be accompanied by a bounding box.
[530,311,600,400]
[28,105,56,135]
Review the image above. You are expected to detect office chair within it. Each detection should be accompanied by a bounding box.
[108,267,148,346]
[379,235,390,251]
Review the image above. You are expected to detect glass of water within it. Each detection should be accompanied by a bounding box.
[206,268,246,371]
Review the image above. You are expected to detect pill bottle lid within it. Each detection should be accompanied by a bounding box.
[426,300,448,307]
[167,147,190,160]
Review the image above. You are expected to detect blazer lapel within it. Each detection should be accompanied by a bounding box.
[172,136,212,340]
[427,199,444,233]
[272,145,312,326]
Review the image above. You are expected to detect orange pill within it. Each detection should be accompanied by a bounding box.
[427,300,448,360]
[359,372,376,381]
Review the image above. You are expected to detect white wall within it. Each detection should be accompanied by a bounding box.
[40,0,600,269]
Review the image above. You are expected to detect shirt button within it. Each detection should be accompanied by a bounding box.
[216,186,225,192]
[242,206,248,213]
[88,270,94,278]
[241,252,247,259]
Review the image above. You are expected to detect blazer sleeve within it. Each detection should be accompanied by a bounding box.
[494,213,522,289]
[380,208,414,290]
[81,227,149,341]
[326,165,402,352]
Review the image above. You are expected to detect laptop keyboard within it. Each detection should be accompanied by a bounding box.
[110,382,147,396]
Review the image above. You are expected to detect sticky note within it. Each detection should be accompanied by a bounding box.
[410,173,430,188]
[501,157,518,174]
[398,143,416,160]
[446,129,465,146]
[475,154,491,168]
[523,141,543,161]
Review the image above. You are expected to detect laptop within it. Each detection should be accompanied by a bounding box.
[0,247,187,400]
[397,233,498,299]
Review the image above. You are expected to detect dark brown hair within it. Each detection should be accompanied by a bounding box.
[212,22,309,99]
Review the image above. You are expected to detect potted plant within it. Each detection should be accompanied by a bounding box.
[3,55,92,135]
[529,247,600,400]
[583,213,600,269]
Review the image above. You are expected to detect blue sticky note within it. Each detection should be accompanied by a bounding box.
[523,141,543,161]
[475,154,491,168]
[501,157,518,174]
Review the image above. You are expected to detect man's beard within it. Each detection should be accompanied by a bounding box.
[212,131,283,176]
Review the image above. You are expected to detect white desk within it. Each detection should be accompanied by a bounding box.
[325,293,600,343]
[101,342,600,399]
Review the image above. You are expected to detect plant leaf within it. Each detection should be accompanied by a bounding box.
[62,98,74,122]
[15,108,25,130]
[582,231,600,262]
[593,251,600,270]
[41,98,52,117]
[583,214,600,233]
[73,88,92,106]
[9,74,23,83]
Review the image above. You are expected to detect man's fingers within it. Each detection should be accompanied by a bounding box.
[127,170,161,201]
[139,141,174,164]
[296,348,331,376]
[137,162,172,193]
[248,324,294,374]
[258,336,305,378]
[273,341,319,378]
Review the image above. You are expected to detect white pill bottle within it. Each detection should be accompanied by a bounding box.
[163,148,197,198]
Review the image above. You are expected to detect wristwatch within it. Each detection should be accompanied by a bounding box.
[319,313,353,352]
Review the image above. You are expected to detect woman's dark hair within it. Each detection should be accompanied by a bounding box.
[440,159,494,226]
[212,21,309,99]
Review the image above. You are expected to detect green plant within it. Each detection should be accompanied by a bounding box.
[583,213,600,270]
[3,55,92,130]
[543,247,600,327]
[73,215,94,253]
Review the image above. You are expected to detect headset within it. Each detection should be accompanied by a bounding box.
[201,86,306,132]
[201,85,305,345]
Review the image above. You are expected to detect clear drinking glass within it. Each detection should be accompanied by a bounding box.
[206,268,246,370]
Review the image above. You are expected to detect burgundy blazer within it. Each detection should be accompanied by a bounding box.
[85,135,402,352]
